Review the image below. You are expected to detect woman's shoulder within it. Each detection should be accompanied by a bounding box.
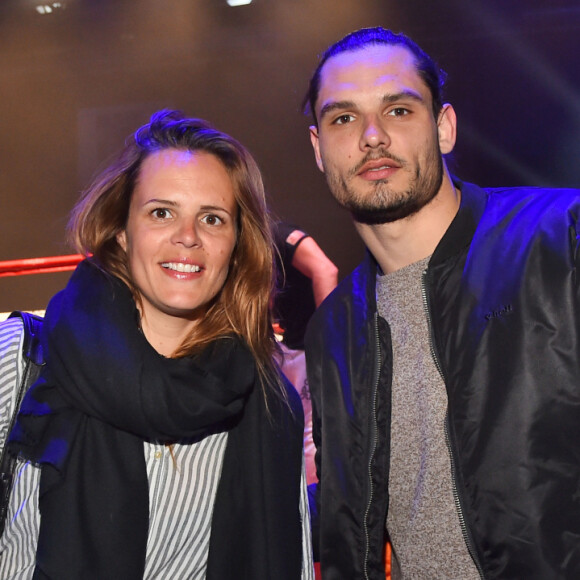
[0,316,26,445]
[0,316,25,363]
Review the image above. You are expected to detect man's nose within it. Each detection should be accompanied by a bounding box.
[360,116,390,150]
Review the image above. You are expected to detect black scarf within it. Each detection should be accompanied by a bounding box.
[8,260,304,579]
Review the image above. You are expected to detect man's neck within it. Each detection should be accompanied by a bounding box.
[355,174,461,274]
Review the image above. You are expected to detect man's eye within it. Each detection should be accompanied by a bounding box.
[388,107,409,117]
[201,214,223,226]
[334,114,355,125]
[152,208,171,219]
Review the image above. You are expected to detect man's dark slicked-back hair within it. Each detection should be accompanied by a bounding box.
[304,27,447,126]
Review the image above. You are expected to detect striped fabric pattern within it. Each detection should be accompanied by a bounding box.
[0,317,39,579]
[144,434,228,579]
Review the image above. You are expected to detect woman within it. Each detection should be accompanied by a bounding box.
[0,110,312,579]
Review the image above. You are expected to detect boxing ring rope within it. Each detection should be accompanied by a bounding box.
[0,254,84,278]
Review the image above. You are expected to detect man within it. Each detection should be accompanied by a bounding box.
[304,27,580,579]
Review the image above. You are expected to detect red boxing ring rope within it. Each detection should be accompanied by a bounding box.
[0,254,84,278]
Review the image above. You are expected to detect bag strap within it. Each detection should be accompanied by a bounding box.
[0,311,44,537]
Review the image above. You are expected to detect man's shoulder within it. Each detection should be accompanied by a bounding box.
[306,255,376,344]
[477,185,580,230]
[482,184,580,205]
[457,177,580,200]
[457,180,580,233]
[320,256,374,307]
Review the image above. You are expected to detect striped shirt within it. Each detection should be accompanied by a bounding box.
[0,317,313,579]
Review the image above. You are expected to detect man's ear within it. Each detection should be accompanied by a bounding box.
[116,230,127,252]
[437,103,457,155]
[309,125,325,173]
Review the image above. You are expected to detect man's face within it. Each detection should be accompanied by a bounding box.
[310,44,453,225]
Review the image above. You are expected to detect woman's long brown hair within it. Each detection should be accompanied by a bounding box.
[68,110,286,406]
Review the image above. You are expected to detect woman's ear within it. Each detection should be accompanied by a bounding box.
[116,230,127,252]
[437,103,457,155]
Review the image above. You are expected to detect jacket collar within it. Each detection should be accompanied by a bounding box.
[347,178,489,318]
[360,177,488,269]
[429,178,488,268]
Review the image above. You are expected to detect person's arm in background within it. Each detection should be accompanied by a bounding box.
[287,230,339,306]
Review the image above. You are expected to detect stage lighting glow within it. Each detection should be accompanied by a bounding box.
[36,3,64,15]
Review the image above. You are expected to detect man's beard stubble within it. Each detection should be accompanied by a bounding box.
[326,145,444,226]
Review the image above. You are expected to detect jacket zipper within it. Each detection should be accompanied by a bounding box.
[443,415,485,579]
[362,312,381,580]
[421,270,485,579]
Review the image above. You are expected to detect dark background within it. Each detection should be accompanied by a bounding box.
[1,0,579,312]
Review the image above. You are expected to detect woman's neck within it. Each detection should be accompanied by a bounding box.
[139,310,197,357]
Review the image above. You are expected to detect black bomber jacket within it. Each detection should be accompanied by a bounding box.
[305,179,580,579]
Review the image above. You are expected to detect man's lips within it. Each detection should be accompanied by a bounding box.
[357,158,401,181]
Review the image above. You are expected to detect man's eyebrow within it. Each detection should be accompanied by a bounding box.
[318,100,357,121]
[318,90,425,121]
[381,90,424,105]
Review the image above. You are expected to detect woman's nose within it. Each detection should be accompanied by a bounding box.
[172,220,201,248]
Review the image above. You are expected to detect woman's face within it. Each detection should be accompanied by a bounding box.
[117,148,238,328]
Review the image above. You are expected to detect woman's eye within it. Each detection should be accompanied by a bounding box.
[201,214,224,226]
[152,208,171,219]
